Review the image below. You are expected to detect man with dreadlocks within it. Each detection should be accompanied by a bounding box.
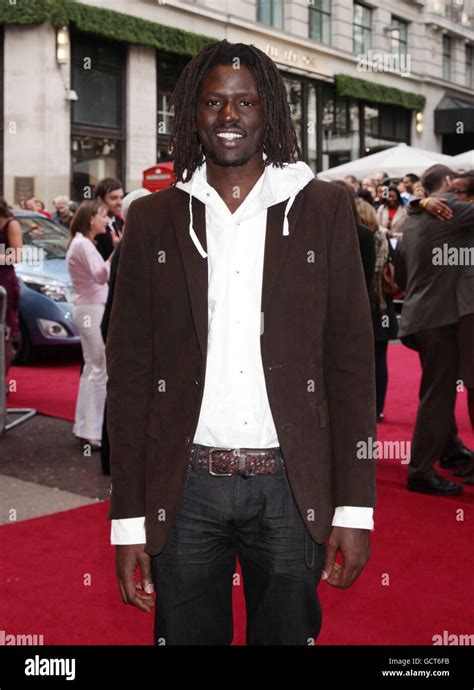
[105,40,376,645]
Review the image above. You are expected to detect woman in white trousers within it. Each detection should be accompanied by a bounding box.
[66,200,119,452]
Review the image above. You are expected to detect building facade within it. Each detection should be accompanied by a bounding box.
[0,0,473,206]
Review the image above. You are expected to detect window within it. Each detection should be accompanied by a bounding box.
[443,35,452,81]
[307,83,317,172]
[279,74,318,172]
[466,44,473,90]
[157,93,174,139]
[72,36,124,129]
[309,0,331,46]
[390,17,408,58]
[282,76,302,148]
[364,104,378,137]
[257,0,283,30]
[156,52,190,162]
[71,32,125,200]
[364,103,411,155]
[71,136,122,202]
[353,3,372,55]
[321,85,360,168]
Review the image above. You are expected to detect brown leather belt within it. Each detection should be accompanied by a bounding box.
[191,445,284,477]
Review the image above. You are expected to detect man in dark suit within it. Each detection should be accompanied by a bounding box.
[406,172,474,483]
[105,40,376,645]
[94,178,124,260]
[396,164,474,496]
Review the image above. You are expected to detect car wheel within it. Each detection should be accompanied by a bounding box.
[11,320,35,365]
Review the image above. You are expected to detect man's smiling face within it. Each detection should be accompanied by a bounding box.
[195,64,265,167]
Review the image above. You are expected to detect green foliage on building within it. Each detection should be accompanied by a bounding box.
[335,74,426,111]
[0,0,216,56]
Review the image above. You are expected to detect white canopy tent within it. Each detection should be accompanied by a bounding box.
[450,150,474,170]
[316,143,455,181]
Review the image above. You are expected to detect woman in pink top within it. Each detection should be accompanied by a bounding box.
[66,200,119,452]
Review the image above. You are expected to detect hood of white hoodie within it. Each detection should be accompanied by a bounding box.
[175,153,315,258]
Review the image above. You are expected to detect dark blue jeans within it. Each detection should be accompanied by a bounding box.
[151,444,326,645]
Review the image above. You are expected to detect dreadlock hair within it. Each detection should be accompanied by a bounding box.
[169,39,302,183]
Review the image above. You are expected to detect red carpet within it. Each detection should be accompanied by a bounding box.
[2,345,473,645]
[7,361,79,421]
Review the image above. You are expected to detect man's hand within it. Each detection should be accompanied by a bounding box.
[322,527,371,589]
[424,197,453,220]
[116,544,155,613]
[111,229,122,248]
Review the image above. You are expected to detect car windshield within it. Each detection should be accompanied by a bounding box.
[16,216,70,259]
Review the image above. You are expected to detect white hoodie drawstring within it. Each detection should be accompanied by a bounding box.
[283,193,296,236]
[188,177,208,258]
[181,161,313,255]
[190,187,296,250]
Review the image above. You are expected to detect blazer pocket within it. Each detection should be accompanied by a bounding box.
[316,399,329,428]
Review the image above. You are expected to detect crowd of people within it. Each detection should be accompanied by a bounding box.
[0,177,150,476]
[0,164,473,492]
[18,195,77,227]
[341,163,473,494]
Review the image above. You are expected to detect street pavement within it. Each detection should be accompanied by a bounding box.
[0,411,111,525]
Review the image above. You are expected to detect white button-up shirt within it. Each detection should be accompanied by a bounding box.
[192,171,279,448]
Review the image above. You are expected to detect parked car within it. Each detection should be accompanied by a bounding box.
[10,211,80,363]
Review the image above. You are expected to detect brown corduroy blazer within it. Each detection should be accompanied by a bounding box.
[105,179,377,557]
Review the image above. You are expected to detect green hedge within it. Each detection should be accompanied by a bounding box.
[0,0,216,56]
[335,74,426,111]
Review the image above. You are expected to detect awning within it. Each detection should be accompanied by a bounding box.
[316,143,455,181]
[435,95,474,134]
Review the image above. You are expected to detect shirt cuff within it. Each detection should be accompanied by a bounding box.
[111,517,146,545]
[111,509,374,543]
[332,506,374,530]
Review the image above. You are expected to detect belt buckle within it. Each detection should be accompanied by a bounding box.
[208,448,234,476]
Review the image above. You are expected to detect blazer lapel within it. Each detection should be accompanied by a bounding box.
[171,191,209,360]
[261,190,305,313]
[171,184,306,358]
